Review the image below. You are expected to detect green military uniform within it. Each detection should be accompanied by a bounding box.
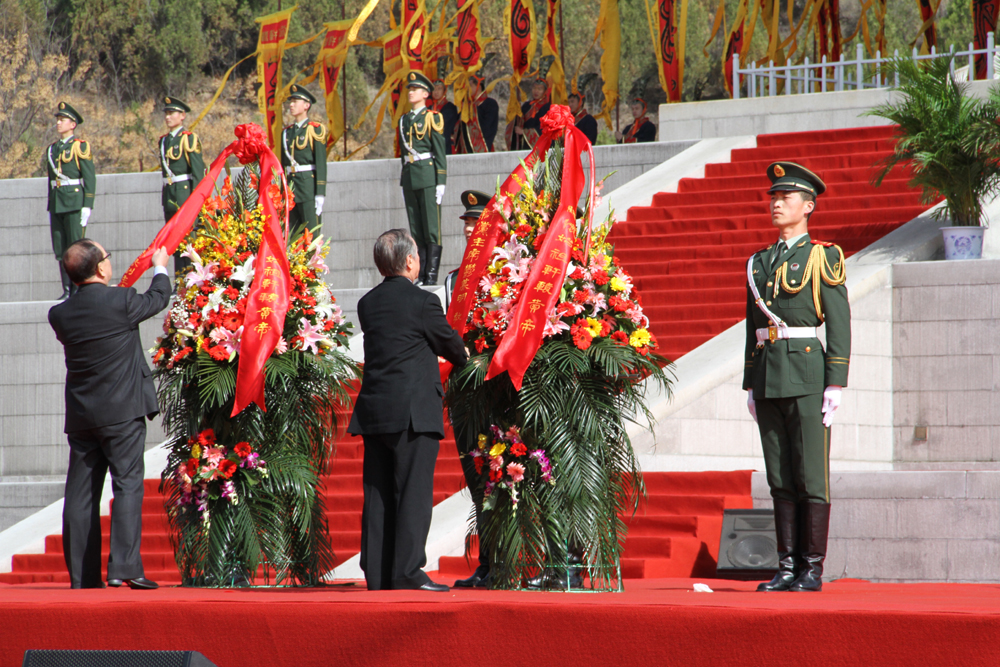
[743,162,851,593]
[160,97,206,278]
[46,102,95,299]
[280,85,327,239]
[159,98,206,221]
[400,71,447,285]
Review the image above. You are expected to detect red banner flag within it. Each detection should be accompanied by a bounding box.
[119,124,291,416]
[403,0,426,70]
[915,0,938,54]
[974,0,999,79]
[651,0,688,103]
[723,0,747,97]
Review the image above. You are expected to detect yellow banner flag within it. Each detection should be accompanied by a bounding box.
[317,20,354,152]
[542,0,567,104]
[594,0,620,128]
[256,7,297,150]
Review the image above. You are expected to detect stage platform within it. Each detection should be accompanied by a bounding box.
[2,578,999,666]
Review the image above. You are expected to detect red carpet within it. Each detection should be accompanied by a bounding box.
[3,578,1000,666]
[610,125,926,360]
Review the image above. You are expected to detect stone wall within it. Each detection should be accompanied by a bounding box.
[892,259,1000,469]
[753,470,1000,582]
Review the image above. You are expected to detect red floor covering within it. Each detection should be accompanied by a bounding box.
[611,125,928,361]
[2,578,1000,667]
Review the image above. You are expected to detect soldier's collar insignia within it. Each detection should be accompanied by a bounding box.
[773,164,785,177]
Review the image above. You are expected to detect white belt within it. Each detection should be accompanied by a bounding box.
[756,326,818,345]
[285,164,315,174]
[405,152,432,163]
[163,174,191,185]
[51,178,82,188]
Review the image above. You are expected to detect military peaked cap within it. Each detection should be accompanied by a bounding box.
[767,162,827,196]
[163,96,191,113]
[460,190,491,220]
[406,71,433,92]
[55,101,83,125]
[288,85,317,105]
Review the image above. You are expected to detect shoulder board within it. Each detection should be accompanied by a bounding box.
[811,240,835,247]
[181,130,192,135]
[74,138,85,144]
[308,121,321,128]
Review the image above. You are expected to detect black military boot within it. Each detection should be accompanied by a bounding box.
[424,244,443,285]
[58,264,72,300]
[415,245,428,285]
[790,502,830,592]
[757,499,799,591]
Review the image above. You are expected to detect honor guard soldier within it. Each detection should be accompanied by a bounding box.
[46,102,96,300]
[744,162,851,593]
[448,190,493,589]
[281,85,328,238]
[159,97,206,275]
[399,71,447,285]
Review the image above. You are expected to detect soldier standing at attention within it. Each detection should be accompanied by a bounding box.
[46,102,95,300]
[159,97,206,275]
[399,71,447,285]
[744,162,851,593]
[281,85,328,239]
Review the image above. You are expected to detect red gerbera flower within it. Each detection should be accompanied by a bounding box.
[198,429,216,446]
[208,345,230,361]
[611,331,629,345]
[233,442,252,458]
[218,459,238,479]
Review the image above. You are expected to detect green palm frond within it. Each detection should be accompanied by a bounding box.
[866,55,1000,227]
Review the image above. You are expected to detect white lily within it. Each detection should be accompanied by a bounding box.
[230,255,255,286]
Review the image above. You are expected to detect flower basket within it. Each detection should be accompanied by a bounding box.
[447,118,673,591]
[153,162,359,587]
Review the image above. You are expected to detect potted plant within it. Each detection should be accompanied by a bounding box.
[866,55,999,259]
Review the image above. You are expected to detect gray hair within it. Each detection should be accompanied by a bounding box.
[373,229,417,277]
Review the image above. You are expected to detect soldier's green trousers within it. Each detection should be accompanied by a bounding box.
[403,186,441,247]
[755,392,831,504]
[288,196,319,239]
[50,211,83,259]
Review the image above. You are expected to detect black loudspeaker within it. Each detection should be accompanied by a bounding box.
[23,651,218,667]
[715,508,779,580]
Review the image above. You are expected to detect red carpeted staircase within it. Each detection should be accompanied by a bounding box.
[437,470,753,580]
[611,125,925,361]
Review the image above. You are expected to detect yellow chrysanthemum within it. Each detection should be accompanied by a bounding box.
[477,434,489,451]
[490,281,508,298]
[191,444,202,459]
[585,317,603,337]
[629,328,651,349]
[489,443,507,457]
[609,276,628,292]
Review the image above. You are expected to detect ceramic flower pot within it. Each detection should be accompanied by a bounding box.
[941,226,985,260]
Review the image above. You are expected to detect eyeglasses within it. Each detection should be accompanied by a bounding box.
[100,252,111,263]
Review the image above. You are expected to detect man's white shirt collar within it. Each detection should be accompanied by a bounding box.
[170,127,183,137]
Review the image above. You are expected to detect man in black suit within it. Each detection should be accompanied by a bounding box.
[348,229,468,592]
[48,239,171,589]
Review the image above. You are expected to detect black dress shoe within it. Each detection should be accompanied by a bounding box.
[454,565,490,588]
[418,581,449,592]
[109,577,159,589]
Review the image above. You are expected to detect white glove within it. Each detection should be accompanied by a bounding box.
[822,386,843,428]
[435,184,446,205]
[80,207,91,228]
[314,196,324,217]
[747,390,757,424]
